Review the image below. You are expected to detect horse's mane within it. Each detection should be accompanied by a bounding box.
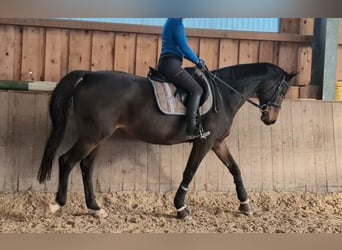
[213,63,284,81]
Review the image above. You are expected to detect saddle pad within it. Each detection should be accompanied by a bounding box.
[149,79,213,116]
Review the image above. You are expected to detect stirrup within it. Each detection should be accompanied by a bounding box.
[186,125,210,140]
[199,125,210,139]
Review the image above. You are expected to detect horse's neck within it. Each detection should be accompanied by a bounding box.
[218,75,260,110]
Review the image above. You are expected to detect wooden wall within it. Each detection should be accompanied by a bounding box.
[0,90,341,194]
[0,18,315,99]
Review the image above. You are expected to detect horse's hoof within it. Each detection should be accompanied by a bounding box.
[48,202,62,214]
[176,206,191,220]
[89,208,108,218]
[239,199,253,215]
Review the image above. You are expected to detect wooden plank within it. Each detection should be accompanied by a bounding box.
[278,42,298,85]
[259,41,275,63]
[5,92,21,191]
[296,45,312,86]
[135,34,159,76]
[159,145,172,192]
[135,34,159,191]
[259,120,273,191]
[299,18,314,36]
[199,38,219,70]
[0,25,22,80]
[311,101,328,193]
[270,109,284,191]
[258,114,271,192]
[147,143,160,192]
[31,93,50,192]
[280,100,296,191]
[272,42,280,65]
[182,37,199,68]
[302,102,317,192]
[280,18,300,33]
[286,86,300,99]
[135,141,148,191]
[114,33,136,73]
[91,31,115,71]
[96,138,116,193]
[21,26,45,81]
[68,29,92,71]
[0,92,9,190]
[238,40,259,64]
[205,151,219,192]
[171,144,184,190]
[45,28,69,82]
[291,100,307,191]
[109,138,122,192]
[322,102,338,192]
[299,85,322,99]
[121,136,137,191]
[333,102,342,191]
[218,39,239,67]
[157,36,162,65]
[247,103,263,191]
[17,93,35,191]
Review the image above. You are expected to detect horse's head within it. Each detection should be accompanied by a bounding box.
[257,71,298,125]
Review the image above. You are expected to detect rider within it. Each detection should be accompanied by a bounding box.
[158,18,210,140]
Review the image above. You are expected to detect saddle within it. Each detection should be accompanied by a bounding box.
[147,67,219,116]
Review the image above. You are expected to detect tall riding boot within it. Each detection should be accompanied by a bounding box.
[185,94,210,140]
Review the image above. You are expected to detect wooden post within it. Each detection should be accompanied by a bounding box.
[311,18,339,100]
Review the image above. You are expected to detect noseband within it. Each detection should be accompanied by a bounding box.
[207,71,288,113]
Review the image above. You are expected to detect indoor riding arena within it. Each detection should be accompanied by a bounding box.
[0,18,342,233]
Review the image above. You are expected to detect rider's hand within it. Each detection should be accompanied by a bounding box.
[196,59,206,70]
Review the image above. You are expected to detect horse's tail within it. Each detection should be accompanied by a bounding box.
[37,70,88,183]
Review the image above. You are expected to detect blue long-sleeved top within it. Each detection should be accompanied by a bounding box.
[160,18,199,64]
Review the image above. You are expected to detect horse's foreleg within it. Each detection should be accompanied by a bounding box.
[80,147,108,218]
[212,140,252,215]
[174,141,212,219]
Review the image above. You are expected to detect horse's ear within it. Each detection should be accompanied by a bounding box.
[287,71,299,82]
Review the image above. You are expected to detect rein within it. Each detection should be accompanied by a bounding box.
[206,70,288,113]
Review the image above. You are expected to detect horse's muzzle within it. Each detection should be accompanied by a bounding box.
[261,107,279,125]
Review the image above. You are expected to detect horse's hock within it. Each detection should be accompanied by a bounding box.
[0,90,342,194]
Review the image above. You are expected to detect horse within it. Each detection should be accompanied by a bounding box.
[37,62,297,219]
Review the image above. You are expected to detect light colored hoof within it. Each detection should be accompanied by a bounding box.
[49,203,62,214]
[89,208,108,218]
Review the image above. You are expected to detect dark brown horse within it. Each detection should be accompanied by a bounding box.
[37,63,297,219]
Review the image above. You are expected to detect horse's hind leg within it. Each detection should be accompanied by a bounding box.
[50,140,97,214]
[80,147,108,218]
[212,140,252,215]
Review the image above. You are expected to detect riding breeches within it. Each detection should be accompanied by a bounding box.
[157,56,203,97]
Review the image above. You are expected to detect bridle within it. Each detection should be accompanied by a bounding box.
[206,70,289,113]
